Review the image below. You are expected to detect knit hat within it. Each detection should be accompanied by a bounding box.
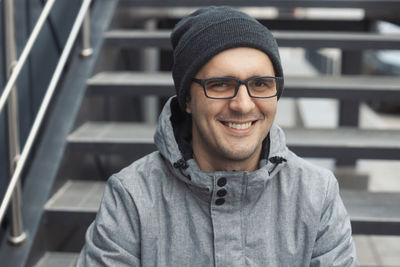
[171,6,284,111]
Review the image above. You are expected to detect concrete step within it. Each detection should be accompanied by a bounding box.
[45,180,400,235]
[104,29,400,50]
[33,252,78,267]
[87,72,400,101]
[68,121,400,160]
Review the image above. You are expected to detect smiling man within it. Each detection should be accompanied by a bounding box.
[77,6,358,266]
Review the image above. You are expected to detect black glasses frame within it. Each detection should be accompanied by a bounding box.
[192,76,283,99]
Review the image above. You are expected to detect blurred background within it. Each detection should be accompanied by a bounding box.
[1,0,400,266]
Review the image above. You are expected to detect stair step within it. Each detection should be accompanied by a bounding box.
[34,252,78,267]
[341,190,400,235]
[87,72,174,96]
[67,122,400,160]
[105,29,400,50]
[67,122,156,157]
[87,72,400,101]
[46,180,400,235]
[45,180,105,212]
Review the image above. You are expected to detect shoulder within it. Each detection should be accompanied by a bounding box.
[108,151,171,200]
[278,150,339,210]
[284,150,336,186]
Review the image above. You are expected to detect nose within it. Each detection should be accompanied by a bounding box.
[229,84,255,113]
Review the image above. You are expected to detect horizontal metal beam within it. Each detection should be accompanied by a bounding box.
[120,0,400,10]
[87,72,400,102]
[104,29,400,50]
[44,180,400,236]
[67,122,400,160]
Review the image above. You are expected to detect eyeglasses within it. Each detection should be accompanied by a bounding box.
[192,76,282,99]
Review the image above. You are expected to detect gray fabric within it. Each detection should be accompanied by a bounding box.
[77,97,358,266]
[171,6,284,111]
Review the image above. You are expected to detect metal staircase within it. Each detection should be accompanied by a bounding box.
[1,0,400,266]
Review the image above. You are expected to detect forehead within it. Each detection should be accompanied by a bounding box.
[195,47,275,79]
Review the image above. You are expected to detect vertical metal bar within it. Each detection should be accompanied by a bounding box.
[80,3,93,57]
[141,19,159,124]
[2,0,27,245]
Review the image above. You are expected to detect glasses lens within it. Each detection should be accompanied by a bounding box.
[205,78,237,98]
[248,77,277,97]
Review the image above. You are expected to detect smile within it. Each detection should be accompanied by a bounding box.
[222,121,255,130]
[228,122,252,130]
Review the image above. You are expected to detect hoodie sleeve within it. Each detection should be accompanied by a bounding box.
[76,175,141,266]
[310,176,359,267]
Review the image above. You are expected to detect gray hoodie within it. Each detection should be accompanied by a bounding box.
[77,97,358,266]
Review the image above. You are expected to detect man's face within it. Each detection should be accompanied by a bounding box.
[186,47,278,172]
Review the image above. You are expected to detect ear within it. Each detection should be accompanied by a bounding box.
[185,95,192,114]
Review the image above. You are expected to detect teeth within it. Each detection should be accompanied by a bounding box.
[227,122,252,130]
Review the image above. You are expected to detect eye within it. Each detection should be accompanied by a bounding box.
[251,78,275,88]
[213,82,227,87]
[208,80,228,88]
[206,79,236,91]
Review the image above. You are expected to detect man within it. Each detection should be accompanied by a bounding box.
[77,6,358,266]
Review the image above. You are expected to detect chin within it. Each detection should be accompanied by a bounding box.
[220,146,259,162]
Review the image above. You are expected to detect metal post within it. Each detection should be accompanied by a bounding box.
[141,19,159,124]
[80,2,93,57]
[2,0,27,245]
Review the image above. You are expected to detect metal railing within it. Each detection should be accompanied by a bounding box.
[0,0,93,245]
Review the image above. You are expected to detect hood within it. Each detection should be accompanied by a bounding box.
[154,96,289,189]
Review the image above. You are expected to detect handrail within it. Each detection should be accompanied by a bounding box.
[0,0,93,230]
[0,0,56,113]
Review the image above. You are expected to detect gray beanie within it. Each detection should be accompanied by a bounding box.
[171,6,284,111]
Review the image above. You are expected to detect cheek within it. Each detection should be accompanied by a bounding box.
[258,100,277,117]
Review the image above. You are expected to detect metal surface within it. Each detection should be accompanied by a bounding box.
[67,122,400,160]
[104,29,400,50]
[2,0,27,245]
[34,252,78,267]
[0,0,118,265]
[120,0,400,10]
[8,182,27,245]
[87,72,400,101]
[141,19,160,124]
[45,180,105,212]
[0,0,93,226]
[0,0,56,113]
[341,190,400,235]
[80,5,93,57]
[43,178,400,236]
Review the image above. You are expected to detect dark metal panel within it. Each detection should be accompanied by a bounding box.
[104,30,400,50]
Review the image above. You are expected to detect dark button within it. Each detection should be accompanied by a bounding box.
[217,177,227,187]
[217,189,227,197]
[215,198,225,206]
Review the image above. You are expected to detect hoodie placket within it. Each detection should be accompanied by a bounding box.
[210,172,247,267]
